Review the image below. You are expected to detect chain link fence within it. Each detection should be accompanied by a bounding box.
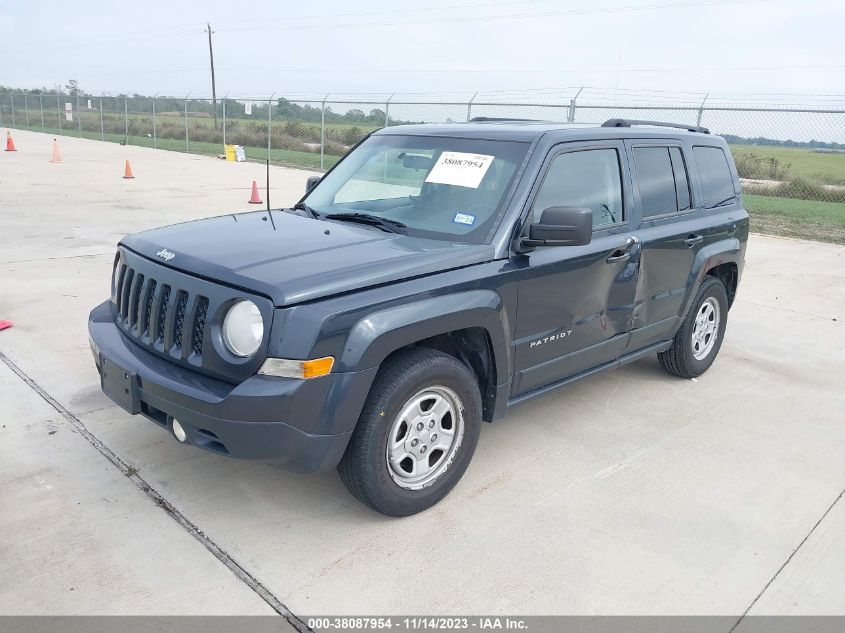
[2,91,843,241]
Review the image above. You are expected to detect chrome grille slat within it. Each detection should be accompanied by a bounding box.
[114,263,127,309]
[120,268,135,320]
[128,273,144,331]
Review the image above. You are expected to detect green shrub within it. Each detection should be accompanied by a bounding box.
[771,177,845,204]
[733,152,791,180]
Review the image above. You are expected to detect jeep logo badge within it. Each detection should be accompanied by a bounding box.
[156,248,175,261]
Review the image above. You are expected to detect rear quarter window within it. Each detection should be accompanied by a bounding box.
[693,146,736,209]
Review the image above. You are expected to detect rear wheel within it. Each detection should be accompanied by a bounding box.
[658,276,729,378]
[338,348,481,516]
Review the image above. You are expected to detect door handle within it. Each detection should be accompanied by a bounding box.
[683,234,705,248]
[606,235,639,264]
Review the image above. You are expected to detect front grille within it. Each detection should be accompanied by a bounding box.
[114,263,207,360]
[110,247,271,384]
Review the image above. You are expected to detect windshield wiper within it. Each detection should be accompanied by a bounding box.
[324,213,407,234]
[292,201,321,219]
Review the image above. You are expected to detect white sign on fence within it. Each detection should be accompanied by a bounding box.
[244,102,252,115]
[65,102,73,122]
[87,99,92,109]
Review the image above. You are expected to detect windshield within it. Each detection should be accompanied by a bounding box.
[303,134,529,244]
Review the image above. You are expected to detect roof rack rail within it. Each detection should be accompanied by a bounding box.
[602,118,710,134]
[469,116,545,123]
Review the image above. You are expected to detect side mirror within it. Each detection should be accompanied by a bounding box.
[305,175,321,193]
[522,207,592,248]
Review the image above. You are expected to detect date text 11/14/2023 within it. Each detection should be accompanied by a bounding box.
[307,616,529,631]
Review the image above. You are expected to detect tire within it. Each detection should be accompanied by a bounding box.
[338,348,482,517]
[658,276,729,379]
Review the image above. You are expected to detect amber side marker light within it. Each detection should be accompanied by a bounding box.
[258,356,335,379]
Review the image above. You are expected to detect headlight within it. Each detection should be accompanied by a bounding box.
[222,300,264,357]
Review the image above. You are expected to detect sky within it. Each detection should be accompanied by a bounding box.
[2,0,844,108]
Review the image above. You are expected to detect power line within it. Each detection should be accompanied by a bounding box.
[214,0,564,26]
[211,63,845,73]
[217,0,766,32]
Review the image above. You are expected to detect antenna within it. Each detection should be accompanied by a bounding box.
[265,158,276,229]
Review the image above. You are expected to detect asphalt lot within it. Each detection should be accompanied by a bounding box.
[1,129,844,622]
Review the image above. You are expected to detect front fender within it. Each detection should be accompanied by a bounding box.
[337,290,511,385]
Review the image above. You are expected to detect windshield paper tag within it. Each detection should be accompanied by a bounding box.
[425,152,494,188]
[453,212,476,226]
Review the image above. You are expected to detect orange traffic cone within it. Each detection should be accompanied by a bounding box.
[50,138,63,163]
[248,180,263,204]
[123,160,135,179]
[5,131,17,152]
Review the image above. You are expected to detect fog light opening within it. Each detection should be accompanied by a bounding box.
[171,418,187,443]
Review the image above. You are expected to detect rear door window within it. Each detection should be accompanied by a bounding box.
[693,146,736,208]
[633,147,677,217]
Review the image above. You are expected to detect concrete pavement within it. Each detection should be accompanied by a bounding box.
[1,129,843,619]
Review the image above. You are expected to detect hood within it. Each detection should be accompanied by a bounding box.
[120,210,494,306]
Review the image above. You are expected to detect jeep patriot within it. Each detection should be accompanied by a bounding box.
[88,118,748,515]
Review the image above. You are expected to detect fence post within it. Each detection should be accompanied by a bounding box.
[267,94,274,162]
[10,94,14,125]
[184,93,191,153]
[100,95,104,141]
[57,94,62,132]
[0,94,4,127]
[124,96,129,142]
[222,99,226,147]
[152,94,157,149]
[24,94,30,127]
[696,92,709,127]
[466,92,478,122]
[568,86,584,123]
[320,93,329,171]
[385,93,394,127]
[39,92,44,130]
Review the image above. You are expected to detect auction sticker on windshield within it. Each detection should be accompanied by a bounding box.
[425,152,494,188]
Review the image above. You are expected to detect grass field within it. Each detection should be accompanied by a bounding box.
[4,122,344,170]
[745,194,845,244]
[729,145,845,185]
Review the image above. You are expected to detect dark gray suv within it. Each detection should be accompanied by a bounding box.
[88,118,748,516]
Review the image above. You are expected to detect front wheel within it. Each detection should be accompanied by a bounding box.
[658,276,729,378]
[338,348,481,516]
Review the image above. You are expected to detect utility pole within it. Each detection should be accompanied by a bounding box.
[205,22,218,129]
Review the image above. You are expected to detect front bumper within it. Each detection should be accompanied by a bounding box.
[88,301,375,473]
